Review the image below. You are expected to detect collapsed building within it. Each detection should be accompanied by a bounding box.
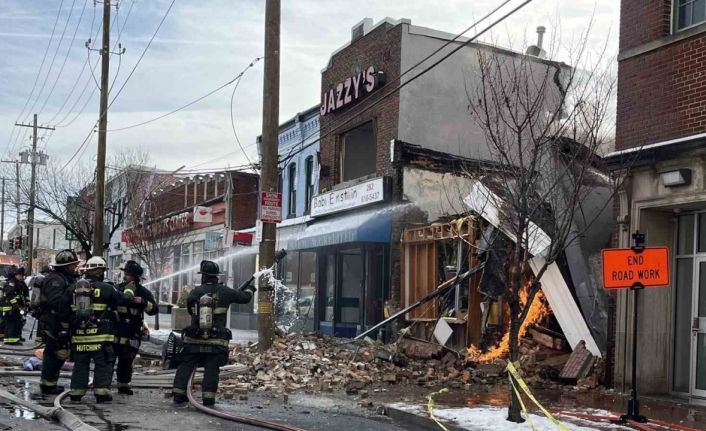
[256,17,614,372]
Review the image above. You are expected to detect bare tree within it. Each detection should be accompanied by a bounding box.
[5,150,151,258]
[124,189,188,330]
[463,27,616,423]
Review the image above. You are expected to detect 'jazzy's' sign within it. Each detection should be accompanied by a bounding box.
[320,66,385,116]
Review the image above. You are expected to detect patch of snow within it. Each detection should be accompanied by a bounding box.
[389,404,627,431]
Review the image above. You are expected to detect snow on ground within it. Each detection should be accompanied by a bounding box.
[389,404,629,431]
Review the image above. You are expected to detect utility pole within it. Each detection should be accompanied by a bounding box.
[14,114,53,273]
[92,0,111,257]
[257,0,281,352]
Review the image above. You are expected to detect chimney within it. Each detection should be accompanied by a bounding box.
[351,18,373,43]
[525,26,547,58]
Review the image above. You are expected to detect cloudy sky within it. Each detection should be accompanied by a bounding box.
[0,0,619,175]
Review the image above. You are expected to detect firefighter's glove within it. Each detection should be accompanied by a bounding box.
[242,284,256,295]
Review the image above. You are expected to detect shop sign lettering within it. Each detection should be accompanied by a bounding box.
[320,66,385,116]
[311,177,385,217]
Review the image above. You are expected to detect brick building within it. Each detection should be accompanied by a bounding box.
[120,170,258,316]
[605,1,706,399]
[278,18,593,340]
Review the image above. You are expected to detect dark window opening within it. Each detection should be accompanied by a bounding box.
[288,163,297,216]
[305,156,314,213]
[341,121,376,182]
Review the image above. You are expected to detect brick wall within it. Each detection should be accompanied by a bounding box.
[318,22,402,191]
[318,22,405,303]
[620,0,672,52]
[230,172,259,230]
[617,2,706,150]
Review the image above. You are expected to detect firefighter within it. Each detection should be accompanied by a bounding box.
[172,260,255,406]
[39,250,79,395]
[0,275,7,342]
[28,266,50,344]
[3,266,29,345]
[114,260,157,395]
[66,256,134,403]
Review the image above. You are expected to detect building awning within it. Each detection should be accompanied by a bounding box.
[286,206,393,250]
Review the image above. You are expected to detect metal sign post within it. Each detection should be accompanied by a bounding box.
[622,230,647,424]
[601,231,671,425]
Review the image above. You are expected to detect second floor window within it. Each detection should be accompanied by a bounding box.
[676,0,706,31]
[341,121,376,182]
[288,163,297,216]
[304,156,314,213]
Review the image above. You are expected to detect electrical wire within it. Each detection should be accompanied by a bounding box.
[230,59,261,170]
[5,0,65,156]
[61,0,177,172]
[21,0,77,124]
[108,57,262,132]
[278,0,528,166]
[37,0,89,116]
[45,2,99,125]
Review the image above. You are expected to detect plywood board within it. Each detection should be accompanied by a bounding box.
[530,257,602,357]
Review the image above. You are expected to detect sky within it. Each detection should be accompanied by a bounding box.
[0,0,619,177]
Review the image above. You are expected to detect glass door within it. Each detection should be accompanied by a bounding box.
[692,257,706,397]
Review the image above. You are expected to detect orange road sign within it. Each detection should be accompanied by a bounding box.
[602,247,670,289]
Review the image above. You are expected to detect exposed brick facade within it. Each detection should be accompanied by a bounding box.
[318,22,402,192]
[318,22,405,303]
[619,0,672,52]
[617,2,706,150]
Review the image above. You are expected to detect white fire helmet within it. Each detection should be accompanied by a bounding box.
[84,256,107,271]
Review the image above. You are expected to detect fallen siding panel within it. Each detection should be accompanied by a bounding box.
[529,257,602,357]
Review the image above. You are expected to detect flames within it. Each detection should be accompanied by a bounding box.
[467,288,551,363]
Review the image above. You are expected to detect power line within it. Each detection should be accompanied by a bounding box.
[108,57,262,132]
[45,3,99,125]
[21,0,78,124]
[231,59,260,170]
[5,0,66,156]
[37,0,89,116]
[61,0,177,172]
[279,0,532,165]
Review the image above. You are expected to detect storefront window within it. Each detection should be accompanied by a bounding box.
[339,249,363,325]
[325,255,335,322]
[181,243,191,289]
[299,252,317,321]
[341,122,376,182]
[277,251,299,327]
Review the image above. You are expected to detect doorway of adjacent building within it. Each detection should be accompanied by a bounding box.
[673,213,706,397]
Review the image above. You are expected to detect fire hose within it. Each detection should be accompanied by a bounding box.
[186,369,305,431]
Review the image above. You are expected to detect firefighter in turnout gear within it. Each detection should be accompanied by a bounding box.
[39,250,79,395]
[66,257,134,403]
[29,266,50,344]
[0,276,7,342]
[114,260,157,395]
[172,260,255,406]
[3,266,29,345]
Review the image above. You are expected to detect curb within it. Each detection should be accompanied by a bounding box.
[382,405,467,431]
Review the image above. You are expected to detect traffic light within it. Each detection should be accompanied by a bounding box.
[8,238,13,250]
[15,236,21,250]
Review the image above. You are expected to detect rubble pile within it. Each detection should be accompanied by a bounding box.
[217,330,604,398]
[220,332,487,396]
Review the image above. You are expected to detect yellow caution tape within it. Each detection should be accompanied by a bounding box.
[506,361,568,431]
[426,387,450,431]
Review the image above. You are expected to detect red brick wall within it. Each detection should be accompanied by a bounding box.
[230,172,259,230]
[318,23,402,191]
[620,1,672,52]
[617,7,706,150]
[318,22,404,303]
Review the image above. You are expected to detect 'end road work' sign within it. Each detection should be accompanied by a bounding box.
[601,247,670,289]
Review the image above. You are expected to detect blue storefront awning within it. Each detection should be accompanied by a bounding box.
[286,205,393,250]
